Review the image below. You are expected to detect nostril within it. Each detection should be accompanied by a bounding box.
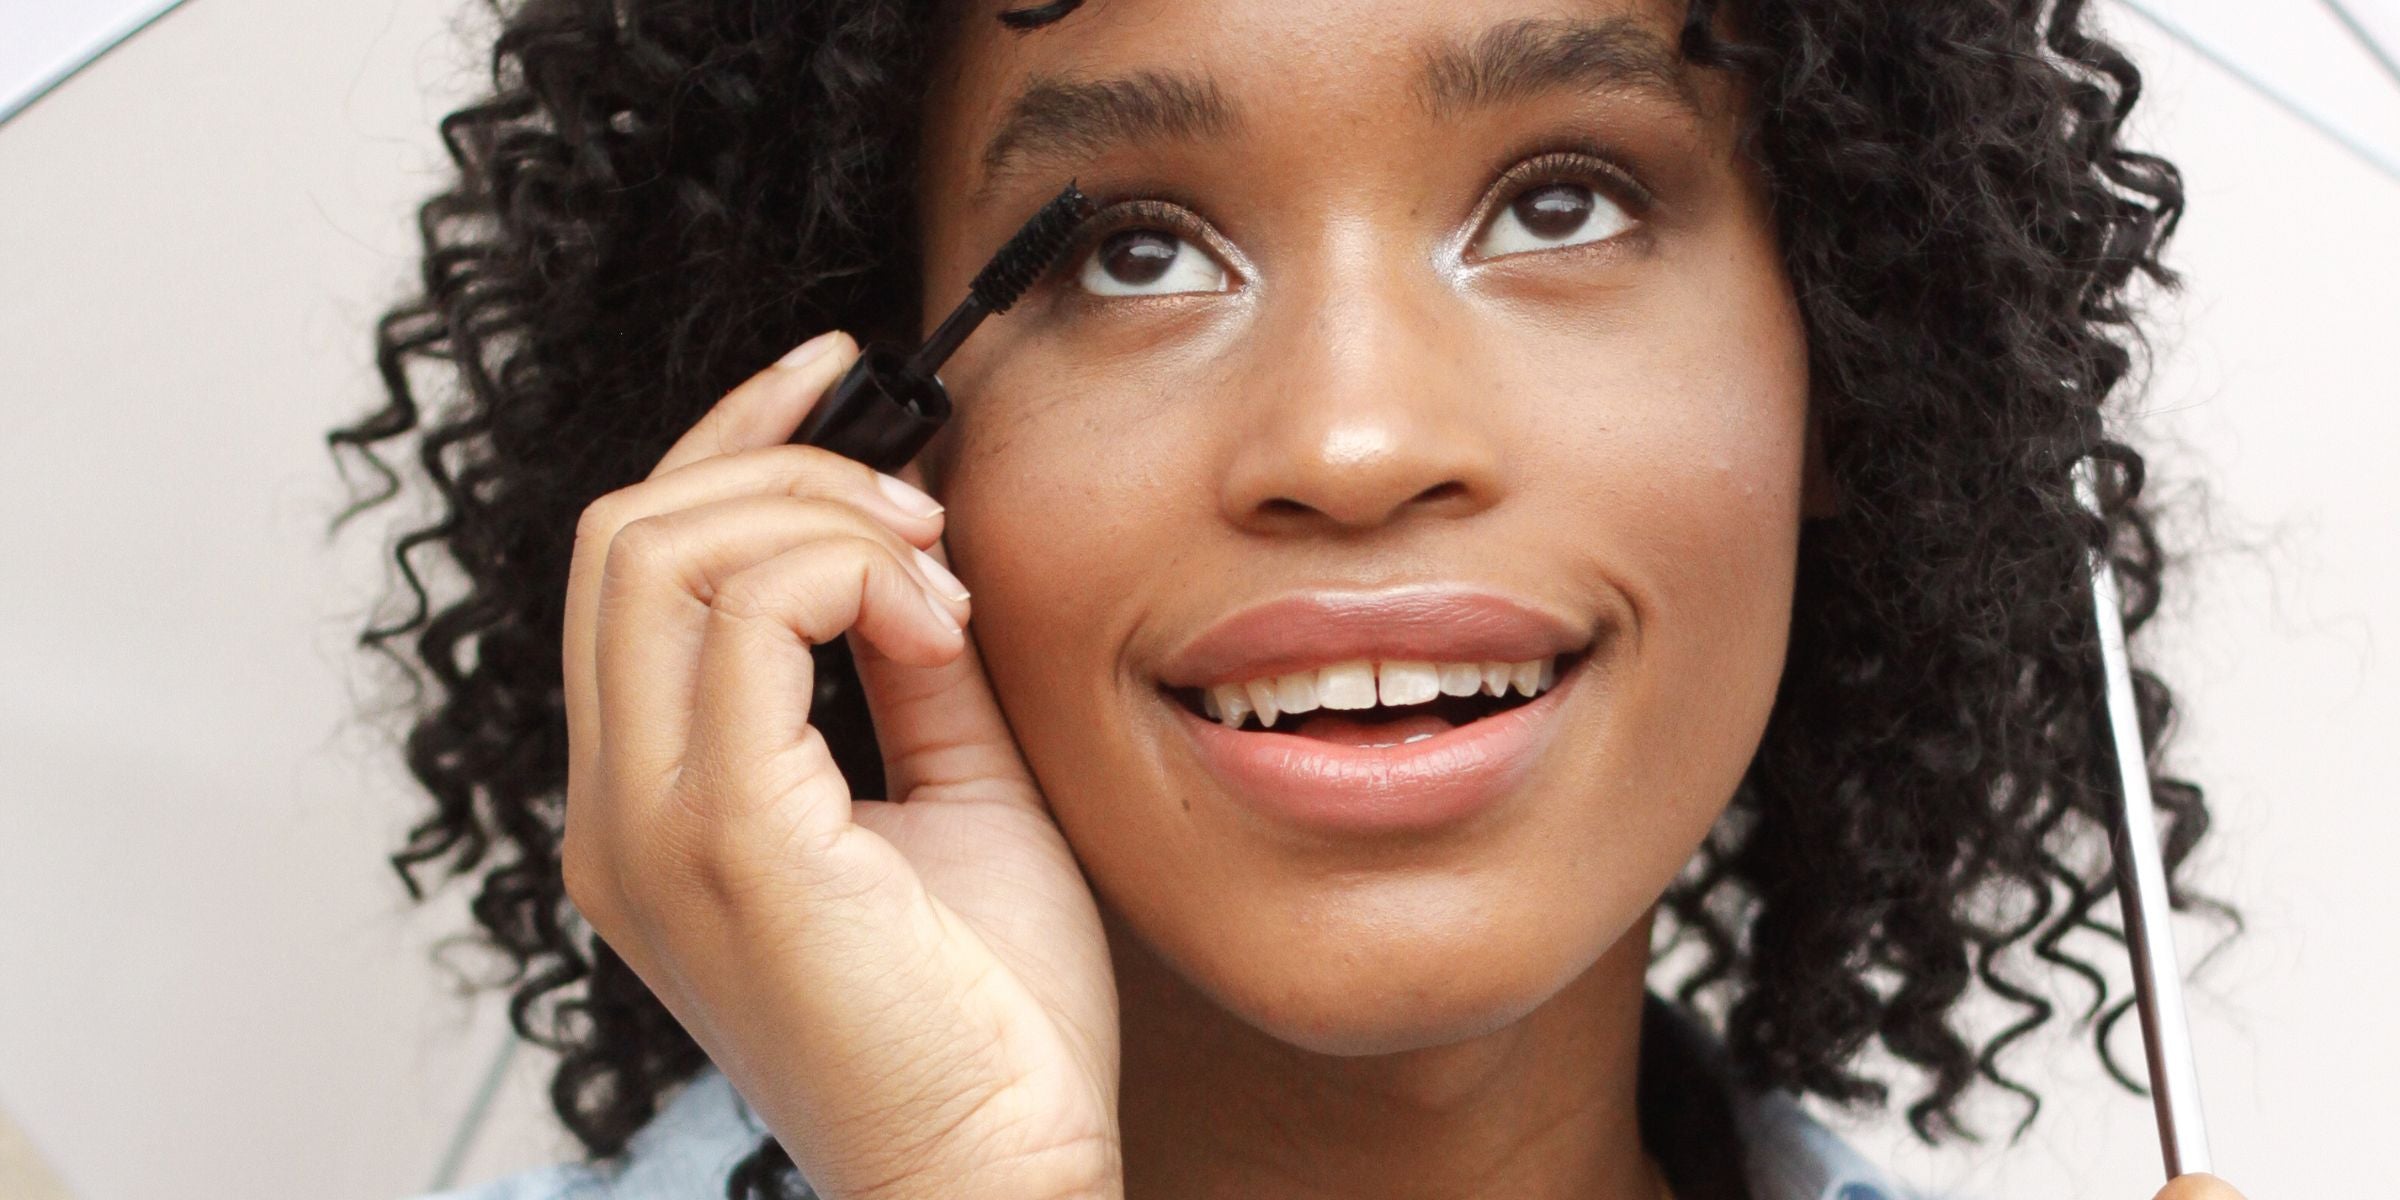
[1412,480,1468,506]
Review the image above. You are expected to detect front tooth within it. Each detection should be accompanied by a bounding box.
[1274,670,1321,717]
[1316,660,1378,710]
[1437,662,1483,697]
[1245,679,1281,727]
[1480,661,1512,697]
[1537,656,1557,691]
[1378,661,1440,707]
[1215,685,1253,728]
[1509,659,1543,697]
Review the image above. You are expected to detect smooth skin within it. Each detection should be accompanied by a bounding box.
[556,0,2254,1197]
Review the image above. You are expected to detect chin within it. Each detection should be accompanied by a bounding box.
[1193,906,1606,1057]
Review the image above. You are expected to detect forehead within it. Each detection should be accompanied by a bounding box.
[920,0,1709,204]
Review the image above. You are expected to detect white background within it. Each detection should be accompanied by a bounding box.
[0,0,2393,1197]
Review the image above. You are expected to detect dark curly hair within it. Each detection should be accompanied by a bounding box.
[328,0,2228,1194]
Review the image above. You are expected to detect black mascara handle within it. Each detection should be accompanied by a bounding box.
[788,342,953,473]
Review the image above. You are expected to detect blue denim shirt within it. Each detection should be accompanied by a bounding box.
[413,1039,1917,1200]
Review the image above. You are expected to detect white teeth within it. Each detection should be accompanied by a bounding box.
[1509,659,1542,697]
[1316,661,1379,710]
[1437,662,1484,697]
[1377,661,1441,707]
[1196,656,1561,730]
[1275,671,1319,716]
[1480,662,1512,697]
[1245,678,1281,728]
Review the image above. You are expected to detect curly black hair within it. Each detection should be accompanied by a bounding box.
[328,0,2227,1195]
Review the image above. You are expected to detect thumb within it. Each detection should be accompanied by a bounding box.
[2153,1173,2244,1200]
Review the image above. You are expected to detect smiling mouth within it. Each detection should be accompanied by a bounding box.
[1166,652,1593,744]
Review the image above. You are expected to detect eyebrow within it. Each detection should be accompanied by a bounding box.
[972,16,1701,203]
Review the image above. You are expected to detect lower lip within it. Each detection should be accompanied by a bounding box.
[1168,660,1583,838]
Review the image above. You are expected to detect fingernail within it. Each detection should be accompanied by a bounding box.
[875,471,944,518]
[777,331,840,367]
[912,546,970,603]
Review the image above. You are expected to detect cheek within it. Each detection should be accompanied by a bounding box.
[1532,273,1812,828]
[932,371,1194,735]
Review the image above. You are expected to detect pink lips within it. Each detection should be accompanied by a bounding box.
[1158,588,1596,838]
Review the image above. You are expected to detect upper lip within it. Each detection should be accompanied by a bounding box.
[1156,586,1597,689]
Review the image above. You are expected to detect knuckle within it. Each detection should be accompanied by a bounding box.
[827,532,901,579]
[573,492,628,549]
[604,514,683,582]
[708,570,785,624]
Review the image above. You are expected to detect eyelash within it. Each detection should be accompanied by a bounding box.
[1047,144,1657,295]
[1481,145,1658,240]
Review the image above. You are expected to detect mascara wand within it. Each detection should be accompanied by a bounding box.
[790,180,1097,472]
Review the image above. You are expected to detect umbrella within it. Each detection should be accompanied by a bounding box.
[2118,0,2400,182]
[1,1,190,127]
[2,0,2392,1195]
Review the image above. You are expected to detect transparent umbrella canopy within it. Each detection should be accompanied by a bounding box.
[1,0,190,127]
[6,1,2395,164]
[3,0,2391,1193]
[2118,0,2400,182]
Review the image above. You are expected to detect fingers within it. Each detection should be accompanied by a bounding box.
[675,535,961,845]
[643,442,950,541]
[652,330,858,478]
[2153,1174,2244,1200]
[559,324,925,805]
[591,493,969,793]
[850,537,1044,809]
[565,443,947,771]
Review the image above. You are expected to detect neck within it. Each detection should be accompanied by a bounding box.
[1110,907,1661,1200]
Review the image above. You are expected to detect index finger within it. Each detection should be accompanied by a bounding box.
[650,330,860,479]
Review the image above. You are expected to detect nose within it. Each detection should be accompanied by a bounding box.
[1219,257,1504,534]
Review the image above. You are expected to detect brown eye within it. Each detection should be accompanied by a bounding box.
[1098,231,1177,286]
[1471,178,1633,260]
[1075,224,1230,297]
[1513,184,1594,239]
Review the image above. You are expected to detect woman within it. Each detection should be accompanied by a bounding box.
[333,0,2243,1197]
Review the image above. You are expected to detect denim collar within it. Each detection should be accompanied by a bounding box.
[423,1005,1916,1200]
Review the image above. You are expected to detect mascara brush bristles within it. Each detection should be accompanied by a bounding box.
[907,180,1096,376]
[971,180,1096,311]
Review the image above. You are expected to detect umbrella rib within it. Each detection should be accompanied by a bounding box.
[0,0,199,129]
[2319,0,2400,94]
[2115,0,2400,187]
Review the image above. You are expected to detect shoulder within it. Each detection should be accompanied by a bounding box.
[1640,994,1931,1200]
[406,1069,777,1200]
[1727,1083,1924,1200]
[419,1018,1944,1200]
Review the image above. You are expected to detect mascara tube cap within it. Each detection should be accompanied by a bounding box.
[788,342,953,472]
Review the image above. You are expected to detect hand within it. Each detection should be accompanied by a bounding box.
[559,331,1123,1200]
[2154,1174,2245,1200]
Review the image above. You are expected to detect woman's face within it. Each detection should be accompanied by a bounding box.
[913,0,1817,1054]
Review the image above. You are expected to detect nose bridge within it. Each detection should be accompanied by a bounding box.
[1222,232,1502,532]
